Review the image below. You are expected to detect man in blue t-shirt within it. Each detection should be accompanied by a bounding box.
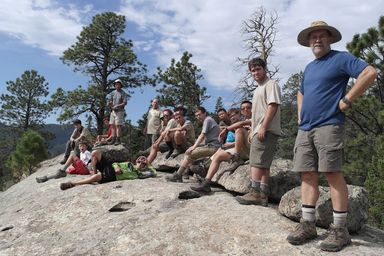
[286,21,377,252]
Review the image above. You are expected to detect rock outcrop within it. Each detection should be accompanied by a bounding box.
[1,155,383,255]
[152,153,300,202]
[93,144,130,163]
[278,185,369,233]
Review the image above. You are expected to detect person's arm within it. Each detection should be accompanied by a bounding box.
[339,65,377,112]
[226,119,252,131]
[70,129,77,141]
[257,103,279,141]
[185,133,206,154]
[297,91,303,125]
[218,128,228,142]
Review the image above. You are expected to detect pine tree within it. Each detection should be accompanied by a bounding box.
[0,70,51,131]
[52,12,152,134]
[6,130,48,181]
[156,51,209,121]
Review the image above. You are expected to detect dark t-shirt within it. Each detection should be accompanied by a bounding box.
[96,154,116,183]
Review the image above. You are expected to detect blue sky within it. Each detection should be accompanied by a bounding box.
[0,0,382,125]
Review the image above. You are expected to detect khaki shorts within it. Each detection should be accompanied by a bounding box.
[110,110,125,125]
[225,140,250,160]
[293,124,344,173]
[186,145,219,162]
[249,132,279,168]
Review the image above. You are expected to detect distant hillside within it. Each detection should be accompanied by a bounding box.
[44,124,74,157]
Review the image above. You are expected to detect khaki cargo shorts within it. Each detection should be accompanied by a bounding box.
[225,140,250,161]
[293,124,344,172]
[249,132,279,168]
[110,110,125,125]
[186,145,219,162]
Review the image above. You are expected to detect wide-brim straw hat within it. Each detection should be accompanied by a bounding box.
[297,20,342,47]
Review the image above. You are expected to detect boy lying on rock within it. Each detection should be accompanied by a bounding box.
[36,141,92,183]
[60,152,156,190]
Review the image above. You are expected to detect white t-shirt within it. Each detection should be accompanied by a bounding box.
[80,150,92,165]
[251,78,282,137]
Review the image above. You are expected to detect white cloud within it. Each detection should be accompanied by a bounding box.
[0,0,91,56]
[0,0,381,91]
[120,0,383,90]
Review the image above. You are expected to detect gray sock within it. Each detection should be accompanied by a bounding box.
[260,182,269,195]
[251,180,261,191]
[302,205,316,222]
[333,211,347,228]
[176,166,187,176]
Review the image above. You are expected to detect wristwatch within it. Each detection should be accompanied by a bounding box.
[342,96,352,107]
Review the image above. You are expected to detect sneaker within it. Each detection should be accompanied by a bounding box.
[191,179,211,193]
[165,172,183,183]
[235,189,268,206]
[114,137,121,146]
[36,176,48,183]
[60,182,74,190]
[170,148,184,158]
[224,154,244,173]
[54,169,67,179]
[320,224,351,252]
[286,218,318,245]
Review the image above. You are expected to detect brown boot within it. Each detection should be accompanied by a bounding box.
[235,188,268,206]
[165,172,183,183]
[191,179,211,193]
[287,218,318,245]
[320,224,351,252]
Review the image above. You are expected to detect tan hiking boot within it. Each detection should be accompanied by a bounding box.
[320,224,351,252]
[165,172,183,183]
[191,179,211,193]
[235,189,268,206]
[287,218,318,245]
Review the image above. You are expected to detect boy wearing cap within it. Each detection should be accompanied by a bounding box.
[286,21,377,252]
[108,79,128,145]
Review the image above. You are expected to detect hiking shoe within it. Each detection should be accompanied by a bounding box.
[36,176,48,183]
[191,179,211,193]
[107,137,116,145]
[224,154,244,173]
[165,149,174,159]
[59,156,69,165]
[287,218,318,245]
[60,182,74,190]
[189,164,207,179]
[320,224,351,252]
[165,172,183,183]
[235,189,268,206]
[170,148,184,158]
[54,169,67,179]
[114,137,121,146]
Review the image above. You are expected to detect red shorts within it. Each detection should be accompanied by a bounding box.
[67,157,90,175]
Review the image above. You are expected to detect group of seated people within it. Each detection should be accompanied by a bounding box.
[36,102,253,192]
